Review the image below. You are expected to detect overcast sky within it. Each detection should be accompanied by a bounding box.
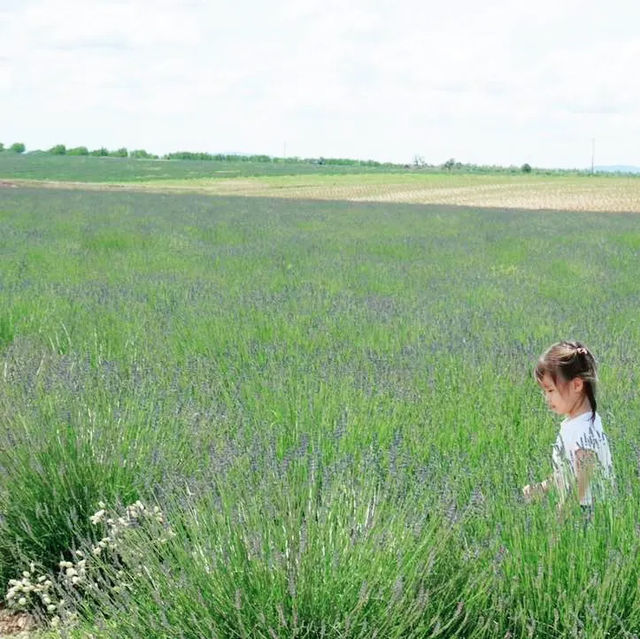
[2,0,639,168]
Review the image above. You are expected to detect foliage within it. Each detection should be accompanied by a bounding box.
[67,147,89,156]
[522,163,532,173]
[5,499,173,632]
[442,158,464,171]
[0,187,639,636]
[9,142,25,153]
[49,144,66,155]
[129,149,157,159]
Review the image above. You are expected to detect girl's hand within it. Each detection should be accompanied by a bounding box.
[522,484,534,502]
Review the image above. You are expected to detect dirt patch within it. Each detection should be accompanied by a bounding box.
[0,604,38,636]
[0,181,17,189]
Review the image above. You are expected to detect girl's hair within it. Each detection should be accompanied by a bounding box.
[534,341,598,421]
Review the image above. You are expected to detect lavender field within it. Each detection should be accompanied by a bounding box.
[1,186,640,638]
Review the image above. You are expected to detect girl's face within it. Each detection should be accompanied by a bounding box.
[538,373,586,417]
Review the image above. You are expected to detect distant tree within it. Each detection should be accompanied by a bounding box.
[67,146,89,156]
[442,158,456,171]
[49,144,66,155]
[521,163,532,173]
[166,151,214,160]
[9,142,25,153]
[109,147,128,158]
[413,155,426,167]
[130,149,152,159]
[90,147,109,156]
[0,142,4,152]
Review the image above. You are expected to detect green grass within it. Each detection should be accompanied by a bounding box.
[0,186,639,637]
[0,152,410,182]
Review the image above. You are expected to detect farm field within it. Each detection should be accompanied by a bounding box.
[3,158,640,213]
[0,153,407,182]
[1,185,640,638]
[107,172,640,213]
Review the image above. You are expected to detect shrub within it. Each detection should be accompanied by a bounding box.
[109,148,128,158]
[49,144,67,155]
[0,411,141,585]
[67,147,89,156]
[165,151,214,161]
[129,149,152,159]
[4,499,173,632]
[9,142,25,153]
[89,148,109,157]
[521,163,532,173]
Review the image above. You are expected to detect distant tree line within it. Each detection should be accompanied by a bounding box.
[43,144,158,159]
[0,142,26,153]
[1,142,621,176]
[163,151,394,167]
[0,143,396,167]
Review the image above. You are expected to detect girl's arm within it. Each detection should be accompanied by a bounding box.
[522,474,555,501]
[575,448,596,504]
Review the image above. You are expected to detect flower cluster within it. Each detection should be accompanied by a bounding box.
[5,560,75,629]
[90,499,172,557]
[4,499,176,630]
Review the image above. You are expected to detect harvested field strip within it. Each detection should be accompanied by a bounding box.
[7,173,640,212]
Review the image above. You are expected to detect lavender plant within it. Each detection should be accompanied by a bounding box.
[0,186,639,637]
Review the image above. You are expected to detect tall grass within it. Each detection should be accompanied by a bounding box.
[0,187,639,636]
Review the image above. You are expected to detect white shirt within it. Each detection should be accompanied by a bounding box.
[551,411,614,506]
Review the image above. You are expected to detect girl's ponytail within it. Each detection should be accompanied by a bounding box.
[584,379,597,423]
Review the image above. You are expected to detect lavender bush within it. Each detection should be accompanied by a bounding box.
[0,187,639,637]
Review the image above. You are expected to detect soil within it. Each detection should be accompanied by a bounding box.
[0,604,38,637]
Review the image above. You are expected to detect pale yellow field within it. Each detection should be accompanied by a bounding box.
[8,173,640,212]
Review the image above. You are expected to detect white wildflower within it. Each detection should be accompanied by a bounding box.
[90,509,106,525]
[18,597,26,605]
[47,604,56,613]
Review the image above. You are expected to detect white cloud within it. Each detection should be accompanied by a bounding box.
[1,0,639,167]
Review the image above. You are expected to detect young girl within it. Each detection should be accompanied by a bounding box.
[522,341,614,512]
